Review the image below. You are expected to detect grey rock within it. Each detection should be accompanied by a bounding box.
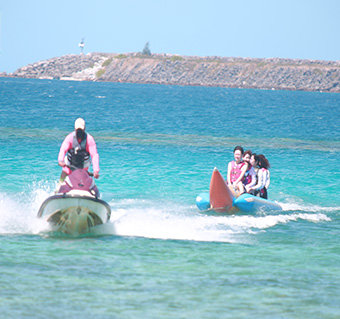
[7,52,340,92]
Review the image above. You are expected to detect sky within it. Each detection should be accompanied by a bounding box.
[0,0,339,73]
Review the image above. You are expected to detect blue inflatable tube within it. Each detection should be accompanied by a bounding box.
[233,193,282,212]
[196,193,210,211]
[196,192,282,213]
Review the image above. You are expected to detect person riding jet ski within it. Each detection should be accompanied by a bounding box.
[58,118,100,183]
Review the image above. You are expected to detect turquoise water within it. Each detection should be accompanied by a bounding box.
[0,77,340,318]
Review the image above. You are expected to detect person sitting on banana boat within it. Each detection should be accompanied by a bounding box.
[226,145,248,195]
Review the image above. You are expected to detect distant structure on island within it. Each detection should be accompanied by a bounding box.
[79,38,85,55]
[142,42,151,56]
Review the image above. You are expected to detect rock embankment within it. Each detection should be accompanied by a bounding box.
[7,52,340,92]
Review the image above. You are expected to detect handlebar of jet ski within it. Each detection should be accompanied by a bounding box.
[66,164,94,177]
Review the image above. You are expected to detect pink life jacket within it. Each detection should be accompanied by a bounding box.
[230,161,245,183]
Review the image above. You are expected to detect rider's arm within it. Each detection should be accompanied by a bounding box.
[250,169,265,191]
[265,170,270,189]
[87,134,100,175]
[58,133,73,165]
[233,163,247,185]
[248,168,257,188]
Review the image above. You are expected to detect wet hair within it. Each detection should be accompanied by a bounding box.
[258,154,270,169]
[243,150,252,157]
[251,153,259,165]
[233,146,244,154]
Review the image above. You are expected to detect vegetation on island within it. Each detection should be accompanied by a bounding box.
[102,58,112,67]
[115,54,128,59]
[142,42,151,56]
[96,68,106,78]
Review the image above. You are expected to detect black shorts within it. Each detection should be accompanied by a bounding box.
[254,187,268,199]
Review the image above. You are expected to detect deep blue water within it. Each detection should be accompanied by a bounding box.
[0,77,340,318]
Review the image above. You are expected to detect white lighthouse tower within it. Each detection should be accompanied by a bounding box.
[79,38,85,55]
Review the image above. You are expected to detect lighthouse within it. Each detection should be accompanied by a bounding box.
[79,38,85,55]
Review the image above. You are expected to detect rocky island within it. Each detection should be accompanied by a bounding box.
[4,52,340,92]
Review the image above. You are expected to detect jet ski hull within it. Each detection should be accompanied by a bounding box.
[38,194,111,235]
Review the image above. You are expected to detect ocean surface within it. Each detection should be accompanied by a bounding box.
[0,77,339,318]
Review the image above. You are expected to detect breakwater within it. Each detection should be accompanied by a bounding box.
[5,52,340,92]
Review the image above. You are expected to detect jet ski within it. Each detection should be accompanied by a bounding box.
[37,169,111,235]
[196,168,282,213]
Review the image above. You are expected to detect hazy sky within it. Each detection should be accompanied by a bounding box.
[0,0,339,72]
